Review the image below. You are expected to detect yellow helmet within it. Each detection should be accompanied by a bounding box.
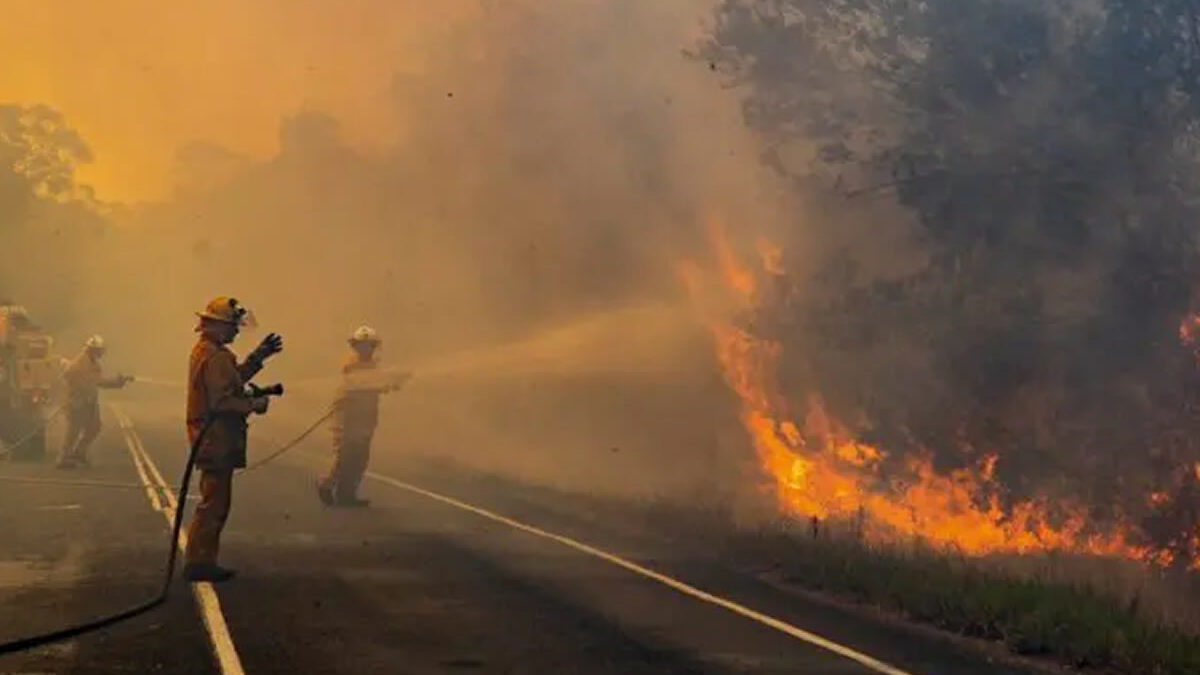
[195,296,248,325]
[84,334,105,350]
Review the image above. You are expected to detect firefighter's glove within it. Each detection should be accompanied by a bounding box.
[249,333,284,365]
[250,396,270,415]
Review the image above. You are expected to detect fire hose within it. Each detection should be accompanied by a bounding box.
[0,415,212,655]
[2,376,139,461]
[0,408,334,487]
[241,405,335,472]
[0,381,284,656]
[241,376,408,472]
[0,406,65,460]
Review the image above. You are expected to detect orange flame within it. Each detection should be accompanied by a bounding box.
[709,217,757,302]
[686,221,1183,565]
[1179,313,1200,345]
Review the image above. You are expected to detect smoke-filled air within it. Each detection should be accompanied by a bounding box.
[5,0,1200,611]
[1,0,797,513]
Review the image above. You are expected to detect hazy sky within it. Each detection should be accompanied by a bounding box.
[0,0,476,202]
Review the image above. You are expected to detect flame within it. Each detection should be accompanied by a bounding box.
[686,220,1185,565]
[1179,313,1200,345]
[708,216,757,302]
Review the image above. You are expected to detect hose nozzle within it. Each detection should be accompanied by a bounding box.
[247,382,284,398]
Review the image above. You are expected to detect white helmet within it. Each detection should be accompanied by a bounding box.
[350,325,379,343]
[84,334,105,351]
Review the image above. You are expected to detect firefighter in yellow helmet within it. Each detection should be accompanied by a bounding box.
[184,296,282,583]
[56,335,133,469]
[317,325,409,507]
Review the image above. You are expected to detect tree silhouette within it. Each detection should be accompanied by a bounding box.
[0,104,104,327]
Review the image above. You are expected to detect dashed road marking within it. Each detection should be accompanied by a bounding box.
[111,405,246,675]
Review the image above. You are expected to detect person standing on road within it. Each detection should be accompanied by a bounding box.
[184,296,283,583]
[317,325,409,508]
[56,335,132,469]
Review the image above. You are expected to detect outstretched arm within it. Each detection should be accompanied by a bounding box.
[96,374,130,389]
[342,370,411,393]
[386,371,413,392]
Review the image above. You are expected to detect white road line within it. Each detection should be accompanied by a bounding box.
[115,412,163,511]
[365,470,915,675]
[129,428,172,502]
[111,404,247,675]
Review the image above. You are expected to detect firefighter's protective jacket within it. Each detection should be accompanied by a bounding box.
[331,354,381,446]
[63,351,124,412]
[187,337,262,469]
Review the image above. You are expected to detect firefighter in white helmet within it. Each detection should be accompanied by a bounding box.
[317,325,409,507]
[56,335,133,468]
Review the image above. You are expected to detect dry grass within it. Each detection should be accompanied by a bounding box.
[723,518,1200,675]
[401,459,1200,674]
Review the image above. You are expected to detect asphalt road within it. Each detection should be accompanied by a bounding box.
[0,400,1038,675]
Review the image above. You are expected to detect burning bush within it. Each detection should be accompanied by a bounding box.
[698,0,1200,567]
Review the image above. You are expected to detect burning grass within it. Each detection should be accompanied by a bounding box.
[681,220,1200,569]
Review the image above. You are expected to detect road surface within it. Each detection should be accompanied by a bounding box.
[0,399,1036,675]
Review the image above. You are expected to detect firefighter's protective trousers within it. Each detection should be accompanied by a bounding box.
[59,403,101,463]
[58,351,123,463]
[184,336,261,565]
[319,355,381,501]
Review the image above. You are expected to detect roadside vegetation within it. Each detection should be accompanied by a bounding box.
[691,3,1200,672]
[732,523,1200,675]
[699,0,1200,564]
[420,459,1200,674]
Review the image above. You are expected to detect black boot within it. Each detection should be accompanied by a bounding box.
[335,496,370,508]
[182,562,236,583]
[316,482,335,507]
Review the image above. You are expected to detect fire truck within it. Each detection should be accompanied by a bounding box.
[0,303,62,460]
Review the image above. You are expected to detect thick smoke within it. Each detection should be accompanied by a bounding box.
[0,0,793,503]
[8,0,1200,561]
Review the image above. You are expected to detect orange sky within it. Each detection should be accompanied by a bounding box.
[0,1,476,202]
